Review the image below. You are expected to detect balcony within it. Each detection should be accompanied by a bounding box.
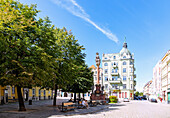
[134,74,136,78]
[112,65,118,69]
[110,88,121,92]
[134,80,136,86]
[111,72,119,76]
[109,78,122,84]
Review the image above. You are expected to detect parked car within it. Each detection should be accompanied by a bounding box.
[150,98,157,103]
[123,98,129,102]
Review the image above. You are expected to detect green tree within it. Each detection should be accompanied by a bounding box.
[135,91,139,97]
[65,64,93,102]
[139,92,143,96]
[0,0,54,111]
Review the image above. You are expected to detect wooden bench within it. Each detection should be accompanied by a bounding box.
[77,101,86,109]
[58,102,76,112]
[89,100,97,107]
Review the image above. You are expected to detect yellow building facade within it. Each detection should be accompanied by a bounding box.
[0,85,53,104]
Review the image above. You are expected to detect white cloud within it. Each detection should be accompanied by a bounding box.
[51,0,118,43]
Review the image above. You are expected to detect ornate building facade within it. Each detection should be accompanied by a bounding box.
[102,42,136,100]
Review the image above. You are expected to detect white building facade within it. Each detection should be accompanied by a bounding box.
[161,50,170,103]
[102,42,136,100]
[152,61,162,98]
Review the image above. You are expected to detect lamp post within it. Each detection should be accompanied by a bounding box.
[95,52,100,84]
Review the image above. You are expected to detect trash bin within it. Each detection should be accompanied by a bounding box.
[29,100,32,105]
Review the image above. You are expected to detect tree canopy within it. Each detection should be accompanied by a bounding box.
[0,0,92,110]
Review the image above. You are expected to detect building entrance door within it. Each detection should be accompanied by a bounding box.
[168,92,170,104]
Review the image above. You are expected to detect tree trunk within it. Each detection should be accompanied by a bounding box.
[74,92,76,103]
[17,85,26,111]
[53,84,58,106]
[83,93,84,99]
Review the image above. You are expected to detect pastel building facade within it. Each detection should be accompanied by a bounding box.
[102,42,136,100]
[152,61,162,98]
[161,50,170,103]
[0,85,53,104]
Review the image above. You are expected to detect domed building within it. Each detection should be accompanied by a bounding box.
[102,42,136,100]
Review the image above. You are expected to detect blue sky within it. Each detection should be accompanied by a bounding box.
[19,0,170,92]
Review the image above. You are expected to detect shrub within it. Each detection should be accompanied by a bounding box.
[109,96,118,103]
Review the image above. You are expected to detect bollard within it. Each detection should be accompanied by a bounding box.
[29,100,32,105]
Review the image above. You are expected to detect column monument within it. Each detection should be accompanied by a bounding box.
[91,52,105,101]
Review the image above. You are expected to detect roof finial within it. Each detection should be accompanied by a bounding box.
[123,36,127,48]
[124,36,126,43]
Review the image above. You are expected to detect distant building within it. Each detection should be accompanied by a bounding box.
[161,50,170,103]
[143,80,153,99]
[102,42,136,100]
[90,65,103,86]
[152,61,162,98]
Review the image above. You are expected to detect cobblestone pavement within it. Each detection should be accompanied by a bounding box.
[0,97,109,118]
[53,100,170,118]
[0,99,170,118]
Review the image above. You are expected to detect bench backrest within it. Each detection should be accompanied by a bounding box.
[63,102,74,106]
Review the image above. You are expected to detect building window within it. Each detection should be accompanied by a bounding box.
[113,56,116,59]
[115,76,118,80]
[131,68,133,72]
[95,76,97,80]
[99,77,101,80]
[115,84,118,89]
[122,92,124,98]
[123,76,126,81]
[104,57,107,60]
[114,62,116,65]
[112,76,114,81]
[123,56,126,59]
[123,84,126,89]
[39,89,41,95]
[32,89,35,95]
[123,61,126,65]
[115,68,118,73]
[12,87,15,94]
[123,68,126,73]
[112,69,114,73]
[95,71,97,74]
[105,84,108,89]
[105,69,108,74]
[104,63,108,66]
[105,76,108,81]
[125,92,127,98]
[112,84,114,88]
[119,92,121,98]
[130,76,133,80]
[131,84,133,89]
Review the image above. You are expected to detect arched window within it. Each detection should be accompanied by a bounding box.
[123,61,126,65]
[113,56,116,59]
[104,63,108,66]
[123,56,126,59]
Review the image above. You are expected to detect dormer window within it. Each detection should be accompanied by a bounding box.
[130,61,133,65]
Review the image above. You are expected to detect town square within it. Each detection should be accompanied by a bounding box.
[0,0,170,118]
